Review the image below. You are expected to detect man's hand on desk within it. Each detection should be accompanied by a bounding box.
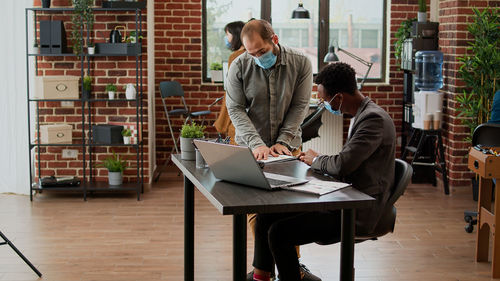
[270,143,292,156]
[299,149,320,166]
[253,145,276,160]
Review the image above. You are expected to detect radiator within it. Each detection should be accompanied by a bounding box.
[302,113,343,155]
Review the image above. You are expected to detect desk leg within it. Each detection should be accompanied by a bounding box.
[476,177,492,263]
[340,208,355,281]
[233,214,247,281]
[184,176,194,281]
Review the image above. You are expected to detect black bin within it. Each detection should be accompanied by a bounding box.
[92,125,124,144]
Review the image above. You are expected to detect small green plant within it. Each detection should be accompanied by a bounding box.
[88,42,94,47]
[121,128,132,137]
[97,152,127,173]
[83,76,92,91]
[106,83,117,92]
[181,122,206,139]
[125,31,143,43]
[210,62,223,71]
[394,18,416,65]
[418,0,426,13]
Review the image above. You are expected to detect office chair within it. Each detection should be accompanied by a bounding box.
[154,81,223,182]
[301,104,325,143]
[464,123,500,233]
[0,231,42,277]
[315,159,412,245]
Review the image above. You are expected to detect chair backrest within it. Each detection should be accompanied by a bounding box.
[472,123,500,147]
[316,159,412,245]
[301,105,325,143]
[159,81,185,98]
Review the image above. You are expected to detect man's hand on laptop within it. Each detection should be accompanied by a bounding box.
[253,145,274,160]
[270,143,292,156]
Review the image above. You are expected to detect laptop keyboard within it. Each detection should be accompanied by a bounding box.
[266,177,292,186]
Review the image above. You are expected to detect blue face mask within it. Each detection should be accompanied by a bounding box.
[324,95,342,116]
[253,49,277,69]
[224,36,231,49]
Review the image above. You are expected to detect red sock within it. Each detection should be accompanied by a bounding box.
[253,273,270,281]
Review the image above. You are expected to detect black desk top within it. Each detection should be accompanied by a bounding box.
[172,155,374,215]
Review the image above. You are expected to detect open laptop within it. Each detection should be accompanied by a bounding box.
[193,140,308,190]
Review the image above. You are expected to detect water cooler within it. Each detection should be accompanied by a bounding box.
[412,50,444,129]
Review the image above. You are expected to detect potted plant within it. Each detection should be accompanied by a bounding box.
[106,83,117,100]
[210,62,223,83]
[83,75,92,100]
[71,0,94,55]
[180,122,206,160]
[32,41,39,54]
[88,42,95,55]
[417,0,427,22]
[456,8,499,198]
[98,151,127,186]
[125,31,143,43]
[121,128,132,144]
[394,18,416,66]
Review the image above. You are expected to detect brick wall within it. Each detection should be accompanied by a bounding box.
[32,0,149,183]
[153,0,494,189]
[438,0,500,187]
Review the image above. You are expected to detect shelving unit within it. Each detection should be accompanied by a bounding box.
[25,7,144,201]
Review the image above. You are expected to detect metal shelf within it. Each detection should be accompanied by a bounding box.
[32,182,141,193]
[27,8,143,12]
[30,141,142,149]
[28,53,141,57]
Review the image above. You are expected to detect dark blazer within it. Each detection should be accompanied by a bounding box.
[311,97,396,235]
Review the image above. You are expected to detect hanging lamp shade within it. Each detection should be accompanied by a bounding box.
[292,2,310,19]
[323,45,339,62]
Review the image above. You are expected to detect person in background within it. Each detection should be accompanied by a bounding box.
[250,62,396,281]
[225,19,319,281]
[213,21,246,144]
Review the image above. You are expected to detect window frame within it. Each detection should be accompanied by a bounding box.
[202,0,387,84]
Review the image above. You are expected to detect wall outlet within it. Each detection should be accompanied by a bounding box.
[61,101,74,107]
[62,149,78,159]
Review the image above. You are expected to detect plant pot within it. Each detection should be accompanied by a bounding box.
[180,137,196,160]
[83,89,91,100]
[210,70,223,83]
[88,47,95,55]
[108,91,115,100]
[418,12,427,22]
[123,136,131,144]
[42,0,50,8]
[31,46,39,54]
[108,171,123,186]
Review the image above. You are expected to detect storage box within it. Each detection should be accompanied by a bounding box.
[40,124,73,144]
[35,76,79,99]
[95,43,142,55]
[92,125,124,144]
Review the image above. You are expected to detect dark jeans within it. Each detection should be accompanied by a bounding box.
[252,211,342,281]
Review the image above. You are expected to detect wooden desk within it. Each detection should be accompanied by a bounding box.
[469,147,500,277]
[172,155,375,281]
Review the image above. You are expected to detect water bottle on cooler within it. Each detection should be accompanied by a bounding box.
[415,50,443,91]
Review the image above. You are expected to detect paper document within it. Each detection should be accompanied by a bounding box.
[283,179,350,196]
[258,154,297,164]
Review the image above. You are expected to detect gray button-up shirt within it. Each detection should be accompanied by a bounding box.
[226,44,313,150]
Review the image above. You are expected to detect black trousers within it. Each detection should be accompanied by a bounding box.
[252,211,342,281]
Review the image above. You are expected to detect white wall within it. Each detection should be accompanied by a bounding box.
[0,0,33,194]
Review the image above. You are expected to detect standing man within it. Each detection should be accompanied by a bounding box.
[225,19,319,281]
[226,19,313,160]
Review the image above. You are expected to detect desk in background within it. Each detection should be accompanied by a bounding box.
[172,155,374,281]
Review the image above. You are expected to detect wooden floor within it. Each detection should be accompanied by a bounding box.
[0,170,496,281]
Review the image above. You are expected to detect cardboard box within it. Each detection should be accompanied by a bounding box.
[35,76,79,99]
[40,124,73,144]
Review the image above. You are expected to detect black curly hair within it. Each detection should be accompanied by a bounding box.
[315,62,357,97]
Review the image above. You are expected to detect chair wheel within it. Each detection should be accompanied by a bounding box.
[465,224,474,233]
[465,215,473,223]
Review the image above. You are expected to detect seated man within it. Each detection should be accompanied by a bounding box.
[250,62,396,281]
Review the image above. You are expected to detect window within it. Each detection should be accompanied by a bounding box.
[203,0,386,82]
